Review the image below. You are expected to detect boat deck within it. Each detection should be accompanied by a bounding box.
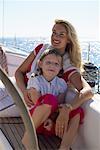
[0,117,61,150]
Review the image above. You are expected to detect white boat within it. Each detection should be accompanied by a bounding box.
[0,45,100,150]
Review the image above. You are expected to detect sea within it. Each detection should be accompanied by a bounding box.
[0,37,100,66]
[0,37,100,93]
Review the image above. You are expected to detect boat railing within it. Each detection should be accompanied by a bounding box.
[0,67,39,150]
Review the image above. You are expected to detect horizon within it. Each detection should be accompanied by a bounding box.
[0,36,99,43]
[0,0,99,41]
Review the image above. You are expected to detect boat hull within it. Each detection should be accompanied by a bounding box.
[72,94,100,149]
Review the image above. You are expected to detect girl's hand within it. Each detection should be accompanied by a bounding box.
[23,89,34,107]
[55,107,70,138]
[44,119,53,131]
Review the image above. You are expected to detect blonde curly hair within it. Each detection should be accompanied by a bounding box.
[55,19,83,71]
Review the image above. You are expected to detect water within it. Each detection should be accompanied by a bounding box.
[0,37,49,56]
[0,37,100,93]
[0,37,100,66]
[81,41,100,68]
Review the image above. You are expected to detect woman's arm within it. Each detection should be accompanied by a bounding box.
[57,92,66,104]
[15,52,36,106]
[68,72,94,110]
[15,52,35,92]
[55,71,94,138]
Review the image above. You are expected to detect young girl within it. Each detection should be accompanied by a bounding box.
[22,48,68,149]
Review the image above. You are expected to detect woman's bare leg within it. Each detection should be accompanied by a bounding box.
[22,104,52,149]
[59,114,80,150]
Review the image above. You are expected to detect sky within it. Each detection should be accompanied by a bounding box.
[0,0,100,41]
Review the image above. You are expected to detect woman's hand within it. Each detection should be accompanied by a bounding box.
[23,89,34,107]
[55,106,70,138]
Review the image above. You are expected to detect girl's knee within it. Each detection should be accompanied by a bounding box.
[42,94,58,112]
[30,94,58,115]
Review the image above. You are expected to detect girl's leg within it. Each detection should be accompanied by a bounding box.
[22,131,29,149]
[59,114,80,150]
[22,94,58,149]
[22,104,52,149]
[31,104,52,128]
[32,94,58,129]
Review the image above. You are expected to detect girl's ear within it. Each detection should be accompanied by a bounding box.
[38,60,42,68]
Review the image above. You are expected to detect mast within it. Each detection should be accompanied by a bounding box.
[87,42,90,62]
[2,0,4,44]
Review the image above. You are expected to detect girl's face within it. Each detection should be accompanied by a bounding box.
[39,54,62,81]
[51,24,69,54]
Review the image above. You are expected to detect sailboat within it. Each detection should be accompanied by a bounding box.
[0,0,100,149]
[0,45,100,150]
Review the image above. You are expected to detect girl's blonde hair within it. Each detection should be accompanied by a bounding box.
[55,19,83,71]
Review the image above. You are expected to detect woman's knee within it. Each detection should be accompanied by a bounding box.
[69,107,84,124]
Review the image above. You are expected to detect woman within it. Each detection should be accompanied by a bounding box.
[15,19,93,150]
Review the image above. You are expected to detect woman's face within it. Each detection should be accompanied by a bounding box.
[51,24,69,54]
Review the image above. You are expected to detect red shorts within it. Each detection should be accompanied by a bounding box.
[69,107,84,124]
[29,94,84,136]
[37,107,84,136]
[29,94,58,115]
